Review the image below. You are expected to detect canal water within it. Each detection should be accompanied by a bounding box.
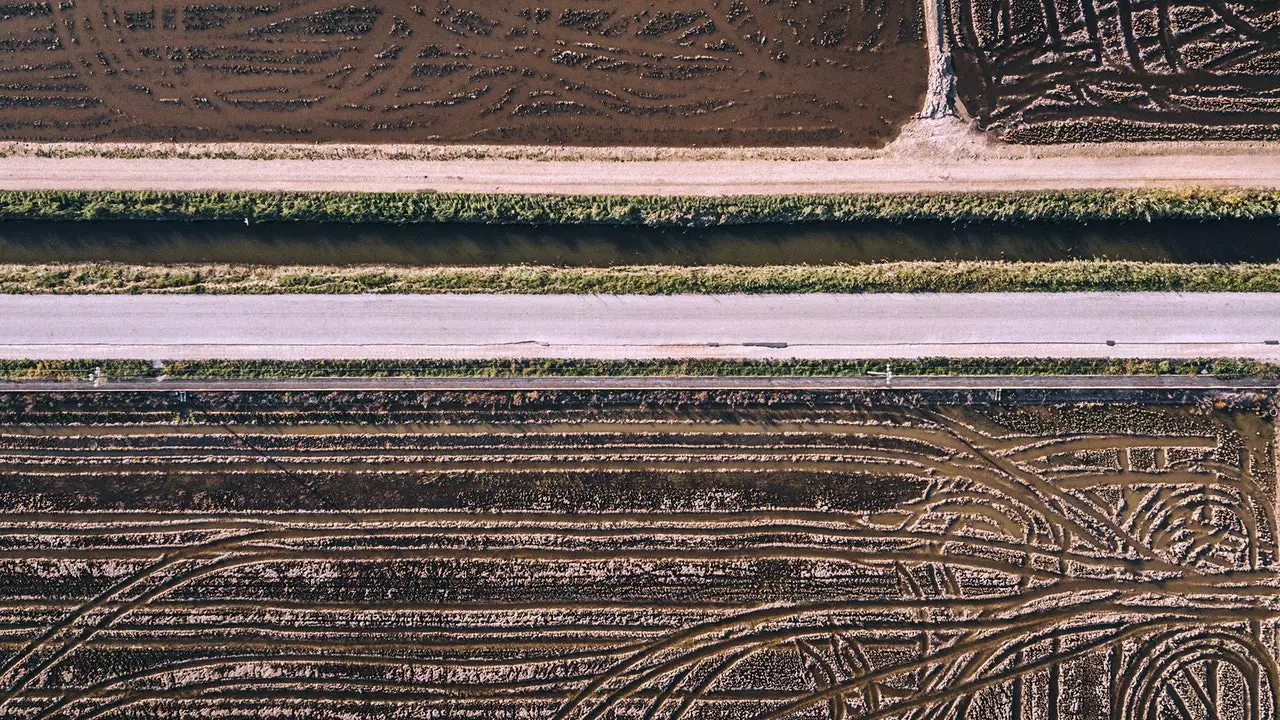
[0,219,1276,265]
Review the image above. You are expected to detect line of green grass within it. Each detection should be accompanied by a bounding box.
[8,261,1280,294]
[0,188,1279,225]
[3,358,1274,382]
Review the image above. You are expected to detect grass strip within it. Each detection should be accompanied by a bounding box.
[2,358,1274,381]
[7,261,1280,294]
[0,188,1279,225]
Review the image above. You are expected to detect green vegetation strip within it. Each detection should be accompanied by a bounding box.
[3,358,1275,382]
[8,261,1280,294]
[0,188,1279,225]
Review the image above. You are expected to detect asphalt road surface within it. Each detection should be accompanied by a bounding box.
[1,293,1277,361]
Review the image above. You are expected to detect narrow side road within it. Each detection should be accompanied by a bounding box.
[2,152,1280,194]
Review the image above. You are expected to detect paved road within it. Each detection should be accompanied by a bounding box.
[0,293,1277,361]
[7,376,1273,393]
[4,152,1280,194]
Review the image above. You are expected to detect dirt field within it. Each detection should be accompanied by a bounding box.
[0,0,926,146]
[946,0,1280,142]
[0,388,1275,719]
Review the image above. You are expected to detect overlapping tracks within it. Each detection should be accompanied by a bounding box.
[0,396,1275,719]
[946,0,1280,140]
[0,0,924,145]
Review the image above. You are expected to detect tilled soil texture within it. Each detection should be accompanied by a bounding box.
[946,0,1280,142]
[0,0,927,146]
[0,389,1277,719]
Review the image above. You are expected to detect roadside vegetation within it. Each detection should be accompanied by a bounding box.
[1,188,1279,225]
[2,358,1274,381]
[7,261,1280,294]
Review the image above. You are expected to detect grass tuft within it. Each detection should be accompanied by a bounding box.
[3,261,1280,294]
[2,358,1274,381]
[0,188,1278,225]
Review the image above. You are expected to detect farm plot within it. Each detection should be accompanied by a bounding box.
[945,0,1280,142]
[0,388,1276,719]
[0,0,926,146]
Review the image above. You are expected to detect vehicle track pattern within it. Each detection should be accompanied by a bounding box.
[0,393,1276,719]
[945,0,1280,142]
[0,0,926,145]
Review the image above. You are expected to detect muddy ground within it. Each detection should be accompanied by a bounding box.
[946,0,1280,142]
[0,0,927,146]
[0,389,1275,718]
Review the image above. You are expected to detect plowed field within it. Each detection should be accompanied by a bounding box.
[0,389,1276,719]
[0,0,927,145]
[946,0,1280,142]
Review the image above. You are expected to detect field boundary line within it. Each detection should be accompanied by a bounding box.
[0,375,1275,392]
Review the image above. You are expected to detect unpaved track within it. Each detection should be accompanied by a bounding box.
[1,293,1277,361]
[4,152,1280,194]
[7,119,1280,194]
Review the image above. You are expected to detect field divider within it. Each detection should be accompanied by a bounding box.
[0,374,1275,392]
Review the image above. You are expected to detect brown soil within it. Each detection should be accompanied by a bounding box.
[0,390,1275,719]
[0,0,927,146]
[946,0,1280,142]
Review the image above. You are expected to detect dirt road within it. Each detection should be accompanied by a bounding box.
[3,150,1280,195]
[4,120,1280,195]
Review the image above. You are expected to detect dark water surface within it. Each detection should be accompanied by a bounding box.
[0,219,1277,266]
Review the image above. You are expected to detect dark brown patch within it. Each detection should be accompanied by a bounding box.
[946,0,1280,142]
[0,0,927,145]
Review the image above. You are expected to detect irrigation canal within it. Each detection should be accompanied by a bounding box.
[0,218,1279,265]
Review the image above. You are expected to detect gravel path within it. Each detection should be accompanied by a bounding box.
[3,151,1279,195]
[4,120,1280,195]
